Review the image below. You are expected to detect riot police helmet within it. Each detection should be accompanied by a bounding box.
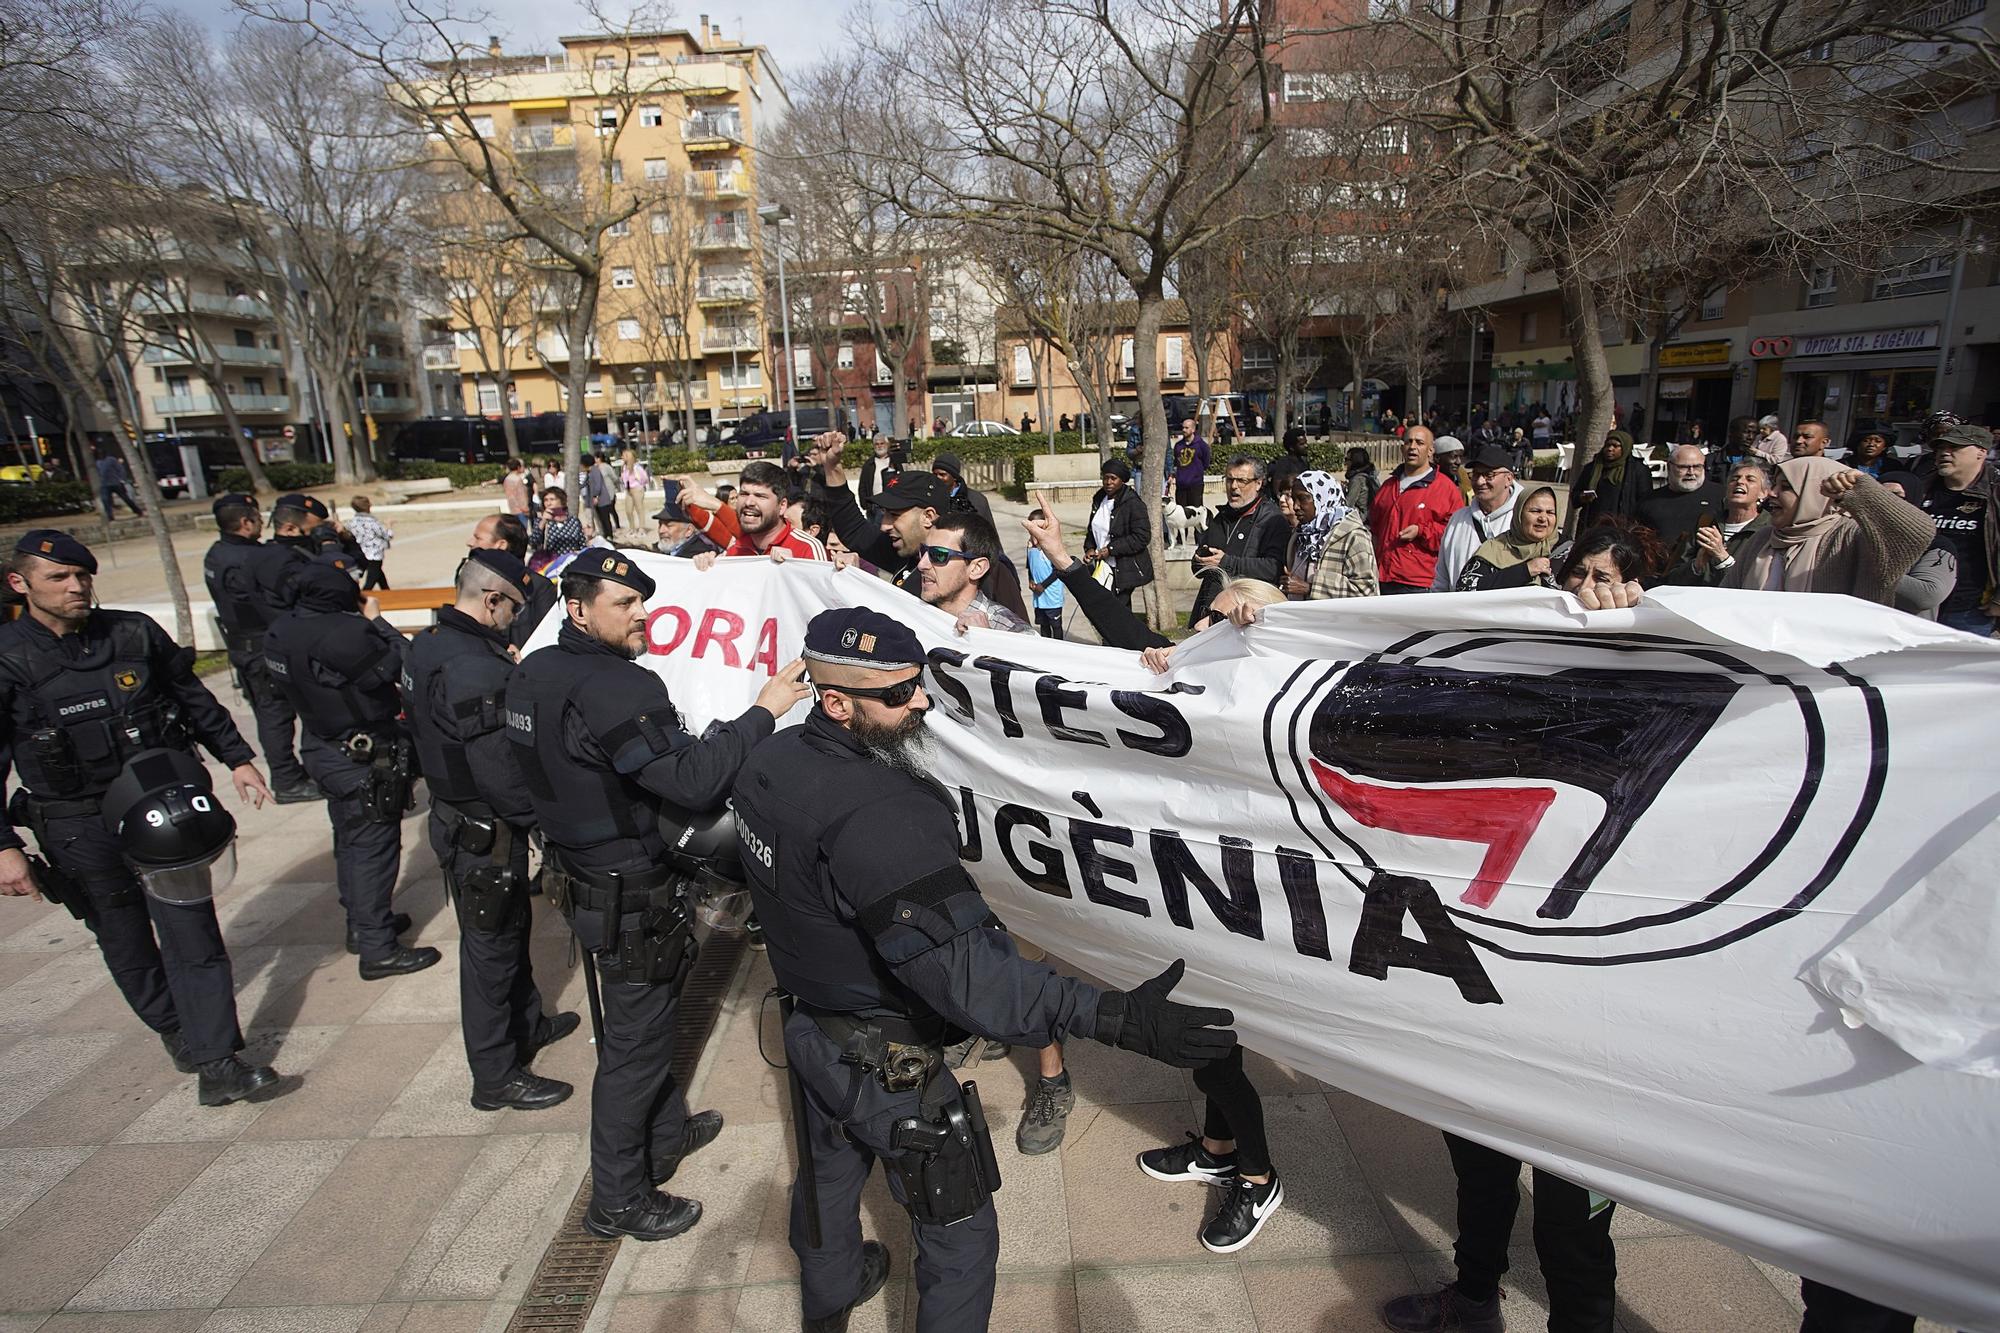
[658,798,750,928]
[101,748,238,904]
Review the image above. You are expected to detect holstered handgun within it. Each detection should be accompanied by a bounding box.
[27,853,89,922]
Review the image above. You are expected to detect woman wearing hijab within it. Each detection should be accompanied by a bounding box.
[1720,456,1935,605]
[1280,469,1378,599]
[1569,430,1651,531]
[1456,485,1561,591]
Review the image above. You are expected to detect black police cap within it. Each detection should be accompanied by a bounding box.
[210,492,257,518]
[567,547,656,599]
[274,493,330,519]
[14,529,97,573]
[803,606,926,670]
[875,471,949,512]
[463,547,532,594]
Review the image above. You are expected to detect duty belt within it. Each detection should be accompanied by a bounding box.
[798,1000,948,1094]
[544,853,678,915]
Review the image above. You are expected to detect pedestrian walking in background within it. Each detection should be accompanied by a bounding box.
[502,458,533,530]
[346,497,393,589]
[94,450,144,521]
[619,449,652,532]
[581,453,618,540]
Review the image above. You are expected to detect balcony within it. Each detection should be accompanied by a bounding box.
[360,354,407,374]
[697,276,756,303]
[422,343,460,370]
[366,396,418,413]
[153,391,291,415]
[366,315,401,337]
[682,115,742,148]
[695,224,751,251]
[701,327,759,352]
[134,291,273,320]
[512,124,574,153]
[687,170,748,199]
[142,343,284,367]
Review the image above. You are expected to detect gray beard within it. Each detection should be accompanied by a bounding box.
[854,716,934,779]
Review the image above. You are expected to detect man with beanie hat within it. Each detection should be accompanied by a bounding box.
[929,451,995,525]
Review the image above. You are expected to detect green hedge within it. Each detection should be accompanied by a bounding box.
[385,460,509,490]
[0,480,95,523]
[218,462,336,494]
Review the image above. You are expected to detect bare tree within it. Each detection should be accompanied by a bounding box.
[426,190,533,454]
[622,183,704,445]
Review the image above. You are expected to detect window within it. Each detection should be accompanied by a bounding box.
[1873,253,1953,300]
[653,264,674,285]
[617,317,641,340]
[1120,338,1135,381]
[1241,342,1275,371]
[1805,264,1838,308]
[837,342,855,370]
[720,363,761,388]
[662,315,684,335]
[607,219,629,237]
[606,159,624,183]
[1164,336,1185,379]
[794,348,813,388]
[650,213,671,234]
[594,54,616,70]
[167,375,190,396]
[242,377,266,396]
[584,379,602,396]
[596,108,619,131]
[644,157,667,180]
[640,105,663,127]
[612,266,635,289]
[1011,345,1033,384]
[1361,123,1410,155]
[1699,285,1727,322]
[454,329,481,350]
[478,383,502,413]
[1520,311,1539,342]
[637,51,661,67]
[875,353,892,385]
[1596,310,1624,347]
[470,115,494,138]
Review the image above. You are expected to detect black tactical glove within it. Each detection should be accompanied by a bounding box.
[1092,958,1237,1068]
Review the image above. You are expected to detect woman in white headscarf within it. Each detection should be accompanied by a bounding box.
[1280,469,1378,599]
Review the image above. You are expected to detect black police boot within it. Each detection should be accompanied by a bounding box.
[652,1109,724,1186]
[359,943,442,980]
[272,781,325,805]
[521,1011,582,1063]
[802,1240,891,1333]
[347,912,413,956]
[471,1070,573,1112]
[581,1189,702,1243]
[160,1029,196,1075]
[197,1055,280,1107]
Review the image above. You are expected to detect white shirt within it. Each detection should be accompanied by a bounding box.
[1090,496,1115,572]
[1432,482,1521,590]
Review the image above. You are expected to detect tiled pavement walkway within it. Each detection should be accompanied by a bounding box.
[0,706,1950,1333]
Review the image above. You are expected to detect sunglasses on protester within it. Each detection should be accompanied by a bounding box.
[816,674,925,707]
[918,545,976,566]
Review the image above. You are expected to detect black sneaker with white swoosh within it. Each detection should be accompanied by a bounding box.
[1137,1131,1239,1184]
[1201,1171,1282,1253]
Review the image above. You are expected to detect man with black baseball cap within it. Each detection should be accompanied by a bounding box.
[204,493,318,803]
[1431,444,1523,591]
[506,546,810,1242]
[803,433,1030,618]
[1921,422,1998,636]
[653,483,718,558]
[0,530,283,1106]
[402,548,578,1112]
[733,604,1238,1333]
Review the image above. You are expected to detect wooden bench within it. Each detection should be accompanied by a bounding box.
[368,587,453,635]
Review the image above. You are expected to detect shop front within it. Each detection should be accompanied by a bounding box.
[1652,340,1737,444]
[1763,325,1939,447]
[1492,358,1576,417]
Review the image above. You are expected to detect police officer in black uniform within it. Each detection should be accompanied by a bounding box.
[402,548,578,1111]
[264,554,434,977]
[203,493,319,804]
[507,548,809,1242]
[468,512,559,649]
[0,530,283,1105]
[732,606,1237,1333]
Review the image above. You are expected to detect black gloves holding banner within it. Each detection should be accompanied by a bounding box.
[1093,959,1238,1068]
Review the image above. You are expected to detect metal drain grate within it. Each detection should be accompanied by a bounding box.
[505,927,750,1332]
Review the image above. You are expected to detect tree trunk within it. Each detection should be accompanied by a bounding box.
[197,358,274,494]
[499,389,521,456]
[891,362,912,440]
[94,371,194,644]
[1553,240,1614,476]
[1275,340,1296,440]
[1132,289,1172,632]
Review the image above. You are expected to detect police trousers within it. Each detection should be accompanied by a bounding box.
[1799,1280,1915,1333]
[232,652,305,789]
[1444,1132,1617,1333]
[426,805,547,1090]
[42,805,243,1064]
[784,1009,998,1333]
[300,737,402,961]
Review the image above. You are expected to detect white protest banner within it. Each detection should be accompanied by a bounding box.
[525,557,2000,1329]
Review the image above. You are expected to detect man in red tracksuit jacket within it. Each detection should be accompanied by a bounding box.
[1367,428,1466,593]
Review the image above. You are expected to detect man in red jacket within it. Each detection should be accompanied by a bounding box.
[1367,427,1466,593]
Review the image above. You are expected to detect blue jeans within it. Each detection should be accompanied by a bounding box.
[1939,607,1996,636]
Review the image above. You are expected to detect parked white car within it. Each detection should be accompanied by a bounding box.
[947,420,1019,438]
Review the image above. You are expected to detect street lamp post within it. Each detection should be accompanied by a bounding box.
[758,203,799,446]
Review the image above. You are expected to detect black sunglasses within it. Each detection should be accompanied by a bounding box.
[918,545,975,565]
[822,674,924,707]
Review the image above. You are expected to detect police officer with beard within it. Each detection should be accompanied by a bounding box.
[506,548,809,1242]
[264,554,435,977]
[203,493,319,804]
[732,606,1237,1333]
[0,531,283,1106]
[402,549,578,1111]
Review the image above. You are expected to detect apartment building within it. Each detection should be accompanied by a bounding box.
[420,22,788,441]
[995,302,1234,428]
[766,256,931,437]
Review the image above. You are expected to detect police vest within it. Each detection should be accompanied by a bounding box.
[203,537,273,656]
[263,610,401,741]
[732,723,940,1017]
[402,618,510,808]
[506,647,667,866]
[0,612,188,798]
[250,540,312,618]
